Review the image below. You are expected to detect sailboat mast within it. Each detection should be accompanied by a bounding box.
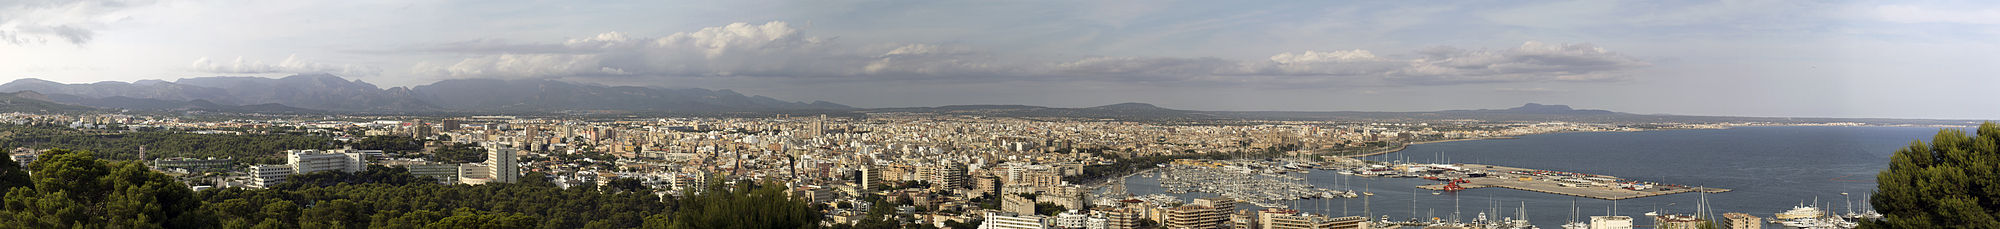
[1570,200,1579,223]
[1520,201,1528,223]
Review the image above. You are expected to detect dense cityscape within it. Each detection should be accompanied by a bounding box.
[1,110,1946,228]
[3,0,1997,228]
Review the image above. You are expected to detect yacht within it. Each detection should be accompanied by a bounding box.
[1776,204,1826,220]
[1561,201,1587,229]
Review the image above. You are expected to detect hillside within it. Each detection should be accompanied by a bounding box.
[0,91,97,113]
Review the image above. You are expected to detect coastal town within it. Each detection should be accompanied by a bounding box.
[0,111,1889,229]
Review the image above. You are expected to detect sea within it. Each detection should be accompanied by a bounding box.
[1116,126,1974,228]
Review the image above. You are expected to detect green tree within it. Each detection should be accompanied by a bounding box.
[0,144,28,191]
[665,179,821,229]
[351,136,425,153]
[607,177,648,193]
[1034,202,1067,216]
[0,149,214,228]
[431,143,487,163]
[1866,122,2000,228]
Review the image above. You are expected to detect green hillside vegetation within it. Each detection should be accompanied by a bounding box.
[0,148,824,228]
[0,124,336,165]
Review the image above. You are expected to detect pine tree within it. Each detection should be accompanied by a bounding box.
[1865,122,2000,228]
[0,143,28,191]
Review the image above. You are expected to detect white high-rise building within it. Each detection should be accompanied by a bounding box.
[981,211,1048,229]
[286,149,368,174]
[1591,216,1634,229]
[488,147,518,183]
[249,164,293,188]
[251,149,369,188]
[1054,210,1088,228]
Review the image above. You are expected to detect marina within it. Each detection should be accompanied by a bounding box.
[1153,160,1359,208]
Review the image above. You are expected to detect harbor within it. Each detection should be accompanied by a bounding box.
[1151,160,1360,209]
[1103,126,1925,229]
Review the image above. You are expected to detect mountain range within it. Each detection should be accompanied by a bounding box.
[0,91,97,114]
[0,74,849,114]
[867,102,1976,125]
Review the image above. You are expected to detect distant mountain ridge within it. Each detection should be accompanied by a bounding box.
[0,91,98,113]
[0,74,849,114]
[0,76,1973,125]
[871,102,1973,125]
[43,95,325,114]
[868,102,1207,120]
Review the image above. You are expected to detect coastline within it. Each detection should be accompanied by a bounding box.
[1338,136,1519,158]
[1092,125,1902,196]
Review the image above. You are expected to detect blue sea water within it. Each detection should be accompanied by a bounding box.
[1119,126,1973,227]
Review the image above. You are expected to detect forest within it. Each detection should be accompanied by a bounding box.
[0,123,337,164]
[0,148,824,229]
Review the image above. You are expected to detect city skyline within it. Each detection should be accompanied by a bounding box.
[3,1,1998,119]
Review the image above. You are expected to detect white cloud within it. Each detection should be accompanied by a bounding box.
[0,0,154,45]
[413,54,622,78]
[1493,87,1562,93]
[1049,57,1244,78]
[415,21,1000,79]
[1876,5,2000,25]
[414,21,1646,87]
[1047,42,1647,85]
[191,55,382,76]
[865,44,998,75]
[1258,50,1405,76]
[1388,42,1648,84]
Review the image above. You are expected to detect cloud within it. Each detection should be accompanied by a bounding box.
[414,22,827,78]
[1048,57,1245,79]
[1387,42,1649,84]
[864,44,999,76]
[191,55,383,76]
[414,21,1003,79]
[0,0,154,45]
[413,21,1646,87]
[1875,5,2000,25]
[412,54,622,78]
[1492,87,1563,93]
[1257,50,1406,76]
[1046,42,1647,86]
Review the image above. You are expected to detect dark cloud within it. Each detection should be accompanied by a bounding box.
[0,0,152,45]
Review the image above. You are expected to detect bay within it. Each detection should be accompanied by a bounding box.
[1118,126,1969,228]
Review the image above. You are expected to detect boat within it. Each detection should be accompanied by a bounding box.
[1562,201,1587,229]
[1776,204,1826,220]
[1439,181,1467,191]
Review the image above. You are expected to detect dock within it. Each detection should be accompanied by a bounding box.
[1412,164,1730,200]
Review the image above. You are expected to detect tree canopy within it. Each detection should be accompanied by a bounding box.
[430,143,487,164]
[1866,122,2000,228]
[0,124,335,164]
[1,149,215,228]
[350,135,425,153]
[0,148,825,228]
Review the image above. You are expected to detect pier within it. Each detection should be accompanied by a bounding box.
[1413,164,1730,200]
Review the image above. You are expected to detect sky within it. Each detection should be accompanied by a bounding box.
[1,0,1997,119]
